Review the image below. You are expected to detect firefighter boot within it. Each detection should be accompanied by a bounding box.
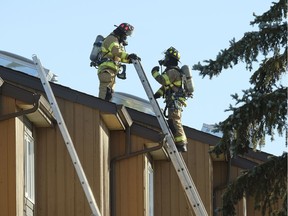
[176,144,187,153]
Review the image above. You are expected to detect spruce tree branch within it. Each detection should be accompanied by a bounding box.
[213,87,287,156]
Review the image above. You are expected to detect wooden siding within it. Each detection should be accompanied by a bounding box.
[154,139,212,216]
[111,131,152,216]
[0,95,24,216]
[0,80,276,216]
[212,161,229,215]
[16,117,25,216]
[213,162,266,216]
[35,97,110,216]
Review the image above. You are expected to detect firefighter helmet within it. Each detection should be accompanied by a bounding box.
[165,46,180,61]
[116,23,134,36]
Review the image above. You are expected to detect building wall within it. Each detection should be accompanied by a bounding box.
[16,117,25,216]
[213,162,266,216]
[154,139,212,216]
[110,131,153,216]
[35,98,110,216]
[0,91,275,216]
[0,95,24,216]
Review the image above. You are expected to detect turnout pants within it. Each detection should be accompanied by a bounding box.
[98,68,117,100]
[168,107,187,146]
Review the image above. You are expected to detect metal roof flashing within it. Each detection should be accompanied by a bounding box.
[111,92,155,116]
[0,50,57,82]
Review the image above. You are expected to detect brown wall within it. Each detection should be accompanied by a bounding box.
[110,131,152,216]
[213,162,266,216]
[35,98,110,216]
[1,91,273,216]
[154,139,212,216]
[0,96,24,216]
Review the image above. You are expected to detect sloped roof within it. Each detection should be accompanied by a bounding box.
[0,65,271,166]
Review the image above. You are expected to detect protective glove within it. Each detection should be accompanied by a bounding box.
[90,61,96,67]
[128,53,141,62]
[117,72,126,80]
[151,66,159,73]
[153,92,161,99]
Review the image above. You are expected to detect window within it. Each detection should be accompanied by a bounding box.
[147,163,154,216]
[24,126,35,203]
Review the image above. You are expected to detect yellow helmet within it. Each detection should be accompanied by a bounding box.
[165,46,180,61]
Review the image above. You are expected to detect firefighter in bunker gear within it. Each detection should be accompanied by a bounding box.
[97,23,140,101]
[152,47,188,152]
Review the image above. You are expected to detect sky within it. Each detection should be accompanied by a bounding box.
[2,0,286,156]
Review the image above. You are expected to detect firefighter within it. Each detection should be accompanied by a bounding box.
[98,23,139,101]
[151,47,188,152]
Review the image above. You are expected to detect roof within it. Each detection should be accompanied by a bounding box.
[0,63,271,167]
[0,50,57,82]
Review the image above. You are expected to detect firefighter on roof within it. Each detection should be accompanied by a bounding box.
[151,47,188,152]
[97,23,139,101]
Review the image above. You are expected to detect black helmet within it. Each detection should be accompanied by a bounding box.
[164,46,180,61]
[115,23,134,36]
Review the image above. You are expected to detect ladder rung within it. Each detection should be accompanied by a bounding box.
[132,59,208,216]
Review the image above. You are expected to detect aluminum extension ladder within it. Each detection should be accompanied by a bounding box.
[133,59,208,216]
[32,55,101,216]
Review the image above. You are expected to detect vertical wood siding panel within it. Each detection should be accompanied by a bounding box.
[161,162,171,216]
[203,144,211,212]
[154,162,162,216]
[98,122,105,214]
[128,157,137,215]
[56,119,65,216]
[120,159,129,216]
[213,161,228,214]
[83,106,94,215]
[155,139,212,216]
[186,140,198,216]
[111,132,124,215]
[100,118,110,216]
[63,99,75,216]
[170,161,180,216]
[1,97,17,216]
[137,154,144,216]
[0,120,9,216]
[179,152,191,216]
[46,126,57,216]
[194,141,211,213]
[36,128,47,216]
[73,103,85,216]
[7,119,16,216]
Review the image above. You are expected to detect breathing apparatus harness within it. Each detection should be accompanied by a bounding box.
[90,33,127,79]
[159,65,188,118]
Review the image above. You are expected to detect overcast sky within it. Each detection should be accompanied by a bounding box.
[2,0,286,156]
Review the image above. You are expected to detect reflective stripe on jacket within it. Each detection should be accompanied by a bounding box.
[152,67,187,107]
[98,34,129,73]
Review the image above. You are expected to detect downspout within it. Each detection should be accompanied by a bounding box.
[0,93,40,121]
[110,125,163,216]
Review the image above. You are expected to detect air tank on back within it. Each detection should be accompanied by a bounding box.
[181,65,194,96]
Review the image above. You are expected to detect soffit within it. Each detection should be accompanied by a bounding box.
[0,78,55,127]
[17,95,54,127]
[101,105,133,131]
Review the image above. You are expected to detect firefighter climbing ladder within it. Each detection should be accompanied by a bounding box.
[133,59,208,216]
[32,55,101,216]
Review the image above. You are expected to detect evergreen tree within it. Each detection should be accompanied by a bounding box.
[193,0,287,215]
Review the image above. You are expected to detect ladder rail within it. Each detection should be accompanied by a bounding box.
[32,55,101,216]
[133,60,208,216]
